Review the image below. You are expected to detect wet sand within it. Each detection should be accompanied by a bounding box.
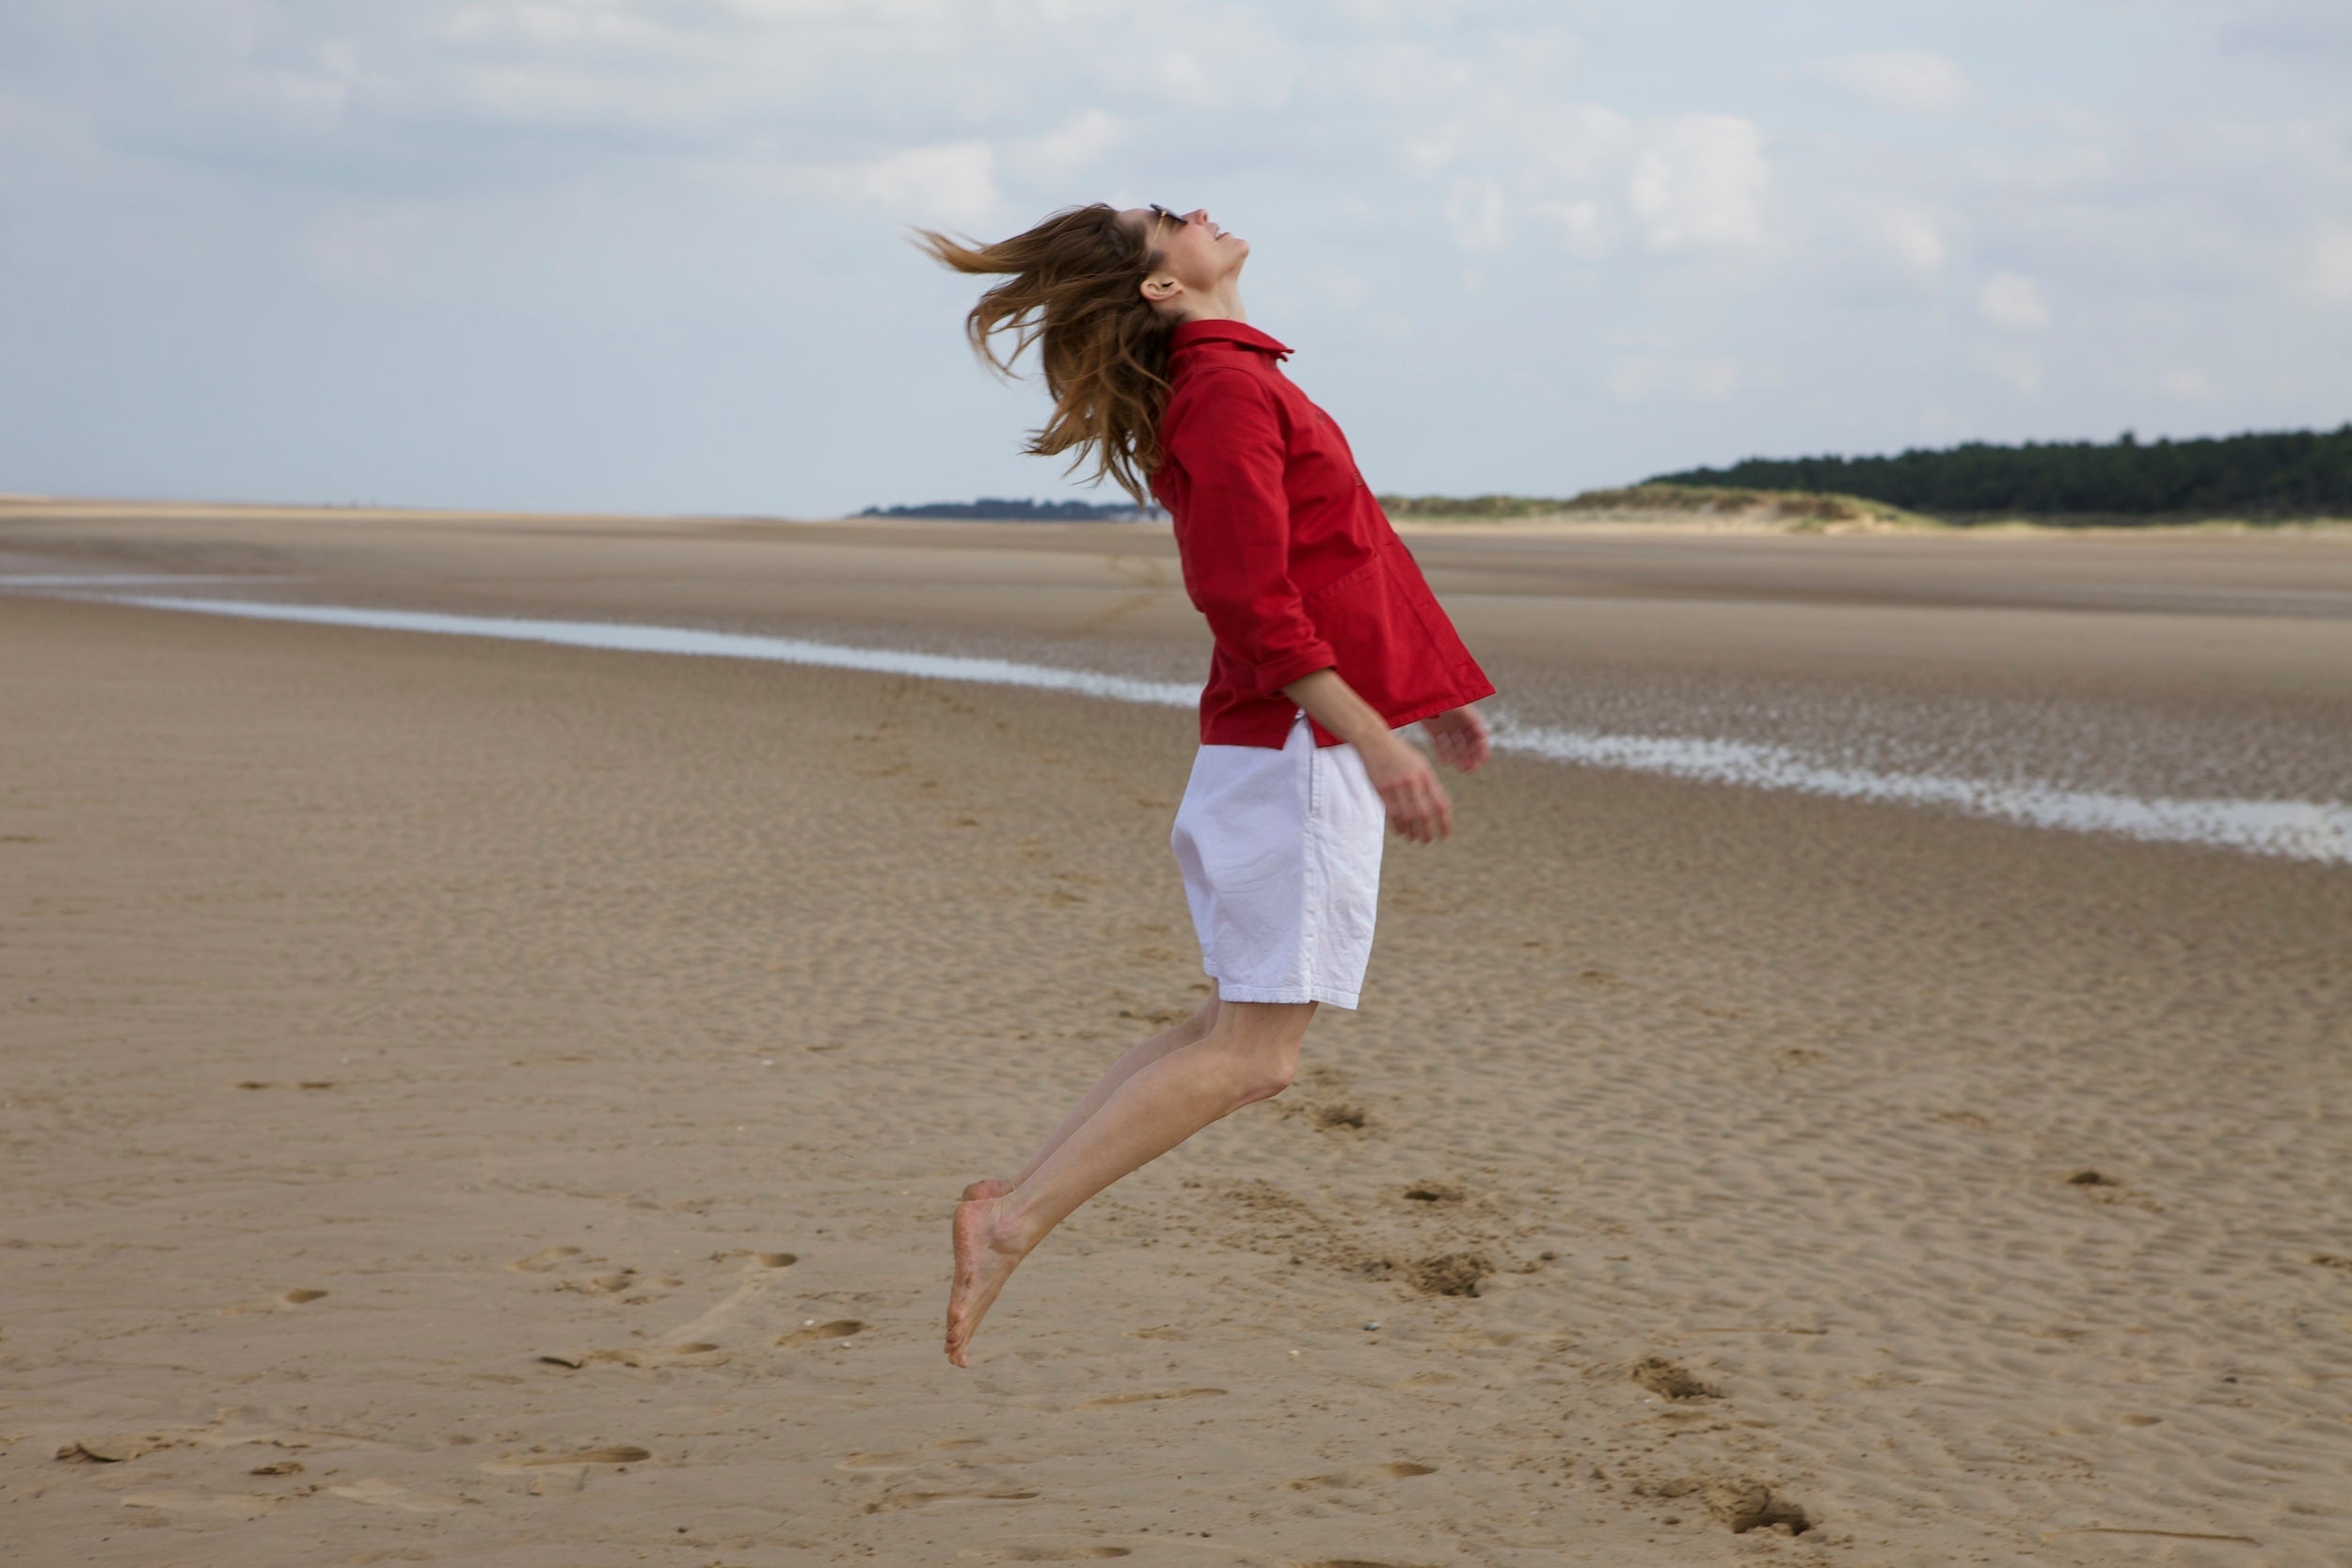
[7,498,2348,804]
[2,501,2349,1566]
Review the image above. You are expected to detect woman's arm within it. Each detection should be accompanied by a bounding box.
[1161,370,1338,697]
[1280,668,1462,845]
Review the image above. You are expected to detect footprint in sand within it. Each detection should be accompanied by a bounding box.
[1307,1102,1369,1132]
[1285,1462,1438,1491]
[2065,1168,2165,1211]
[2055,1528,2264,1546]
[1402,1181,1465,1205]
[327,1478,464,1513]
[837,1437,985,1472]
[217,1288,328,1316]
[538,1342,725,1370]
[1640,1476,1813,1534]
[57,1434,179,1463]
[479,1445,649,1479]
[862,1488,1040,1514]
[703,1249,797,1269]
[577,1269,640,1294]
[1077,1387,1225,1408]
[120,1490,284,1518]
[512,1246,583,1273]
[479,1446,649,1497]
[1630,1357,1721,1401]
[776,1319,865,1349]
[1400,1253,1494,1297]
[524,1445,649,1465]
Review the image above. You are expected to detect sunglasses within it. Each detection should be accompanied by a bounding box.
[1148,203,1190,234]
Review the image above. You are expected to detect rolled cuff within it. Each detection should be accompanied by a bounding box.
[1253,644,1340,699]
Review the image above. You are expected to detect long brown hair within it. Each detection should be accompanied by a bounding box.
[913,203,1173,507]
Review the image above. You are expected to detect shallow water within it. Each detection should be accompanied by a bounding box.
[38,587,2346,867]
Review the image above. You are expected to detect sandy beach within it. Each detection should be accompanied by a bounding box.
[3,500,2349,1567]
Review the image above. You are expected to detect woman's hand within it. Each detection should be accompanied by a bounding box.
[1277,669,1466,843]
[1422,705,1490,774]
[1360,735,1454,844]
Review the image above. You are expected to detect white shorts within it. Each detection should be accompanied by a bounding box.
[1169,710,1388,1009]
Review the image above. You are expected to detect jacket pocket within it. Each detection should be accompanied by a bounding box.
[1298,549,1438,716]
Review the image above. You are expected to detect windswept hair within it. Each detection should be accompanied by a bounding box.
[913,203,1174,507]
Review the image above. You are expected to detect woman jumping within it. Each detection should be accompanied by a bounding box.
[916,203,1495,1368]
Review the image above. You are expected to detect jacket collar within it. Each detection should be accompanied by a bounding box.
[1168,318,1292,360]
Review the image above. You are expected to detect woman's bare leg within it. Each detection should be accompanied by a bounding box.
[946,997,1314,1367]
[961,993,1223,1203]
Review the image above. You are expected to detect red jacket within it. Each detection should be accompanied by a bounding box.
[1150,318,1495,748]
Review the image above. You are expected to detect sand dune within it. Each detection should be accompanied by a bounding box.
[2,507,2349,1565]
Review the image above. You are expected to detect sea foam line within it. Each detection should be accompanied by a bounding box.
[74,593,2352,866]
[90,594,1203,708]
[1488,723,2350,866]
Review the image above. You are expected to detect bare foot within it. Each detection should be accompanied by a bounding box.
[946,1196,1027,1368]
[960,1177,1010,1202]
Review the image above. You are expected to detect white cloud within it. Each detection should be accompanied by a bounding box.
[1963,141,2114,195]
[1637,115,1769,255]
[1314,265,1374,309]
[2302,225,2352,305]
[1138,8,1297,111]
[1,0,2346,518]
[851,141,998,224]
[1608,355,1741,403]
[1814,49,1969,114]
[1006,109,1123,183]
[1527,197,1613,258]
[1627,115,1768,253]
[1413,97,1777,262]
[1443,175,1510,253]
[1969,343,2043,394]
[1879,204,1948,275]
[1977,270,2050,330]
[1689,358,1740,400]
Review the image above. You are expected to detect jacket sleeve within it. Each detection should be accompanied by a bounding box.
[1160,369,1338,696]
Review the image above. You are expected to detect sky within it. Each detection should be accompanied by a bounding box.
[2,0,2348,517]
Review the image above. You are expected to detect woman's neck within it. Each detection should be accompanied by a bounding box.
[1173,286,1247,325]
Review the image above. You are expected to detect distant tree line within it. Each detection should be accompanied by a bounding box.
[857,497,1164,521]
[1649,424,2352,519]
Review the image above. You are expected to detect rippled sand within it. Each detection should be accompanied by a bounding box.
[3,501,2349,1566]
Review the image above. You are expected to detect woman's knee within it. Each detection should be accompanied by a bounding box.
[1233,1052,1297,1104]
[1203,1001,1313,1103]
